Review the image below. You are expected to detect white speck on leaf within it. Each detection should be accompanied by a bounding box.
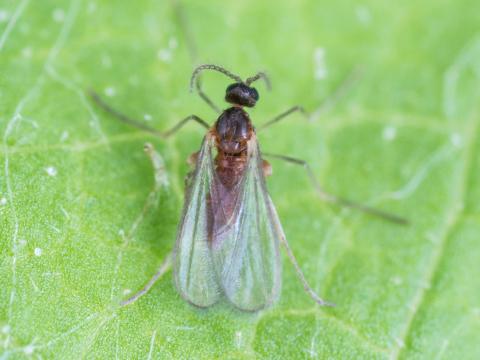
[355,5,372,25]
[383,126,397,141]
[105,86,116,97]
[0,197,7,205]
[87,2,97,13]
[450,132,462,148]
[24,344,34,355]
[1,325,10,334]
[21,47,32,58]
[305,347,318,358]
[45,166,57,177]
[394,337,405,348]
[60,130,69,142]
[0,9,9,23]
[313,47,328,80]
[157,49,172,62]
[144,113,152,121]
[34,248,42,257]
[157,37,178,62]
[52,8,65,23]
[391,276,403,286]
[123,289,131,295]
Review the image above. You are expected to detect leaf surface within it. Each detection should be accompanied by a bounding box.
[1,0,479,358]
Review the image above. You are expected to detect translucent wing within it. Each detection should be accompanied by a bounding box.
[173,134,221,307]
[210,135,282,311]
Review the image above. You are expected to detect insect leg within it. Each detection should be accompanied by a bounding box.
[263,153,408,225]
[258,106,308,131]
[121,252,173,306]
[161,113,209,137]
[281,233,335,307]
[309,66,363,120]
[268,198,334,307]
[89,90,209,138]
[259,66,363,131]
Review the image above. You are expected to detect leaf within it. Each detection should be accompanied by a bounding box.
[1,0,479,358]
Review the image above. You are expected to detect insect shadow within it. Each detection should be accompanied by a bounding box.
[89,64,407,312]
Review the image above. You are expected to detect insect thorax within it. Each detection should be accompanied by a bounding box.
[214,107,253,155]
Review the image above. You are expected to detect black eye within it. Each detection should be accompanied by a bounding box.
[250,87,259,101]
[226,83,239,92]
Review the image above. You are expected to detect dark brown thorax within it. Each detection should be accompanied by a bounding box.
[212,107,253,189]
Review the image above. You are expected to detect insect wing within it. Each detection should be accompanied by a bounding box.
[173,134,221,307]
[211,136,282,311]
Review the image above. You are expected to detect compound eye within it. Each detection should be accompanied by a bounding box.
[250,87,259,101]
[226,83,239,92]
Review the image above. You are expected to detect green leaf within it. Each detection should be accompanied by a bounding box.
[1,0,479,358]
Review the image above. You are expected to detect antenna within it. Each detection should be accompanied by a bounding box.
[245,71,271,90]
[190,64,243,92]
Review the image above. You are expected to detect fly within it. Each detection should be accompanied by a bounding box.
[90,64,407,311]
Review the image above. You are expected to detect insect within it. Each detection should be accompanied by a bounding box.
[90,64,407,311]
